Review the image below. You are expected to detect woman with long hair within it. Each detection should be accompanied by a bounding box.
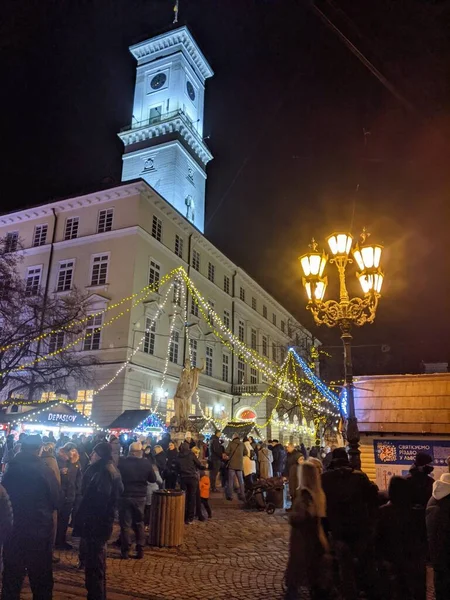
[285,462,333,600]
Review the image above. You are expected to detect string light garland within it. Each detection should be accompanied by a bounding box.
[289,348,340,409]
[13,400,101,430]
[94,281,175,395]
[0,268,180,354]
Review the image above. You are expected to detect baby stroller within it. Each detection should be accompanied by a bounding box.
[245,478,281,514]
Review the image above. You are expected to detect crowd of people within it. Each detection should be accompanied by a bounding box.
[284,448,450,600]
[0,430,449,600]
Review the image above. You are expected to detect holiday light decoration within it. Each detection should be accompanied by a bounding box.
[0,269,179,354]
[13,400,101,431]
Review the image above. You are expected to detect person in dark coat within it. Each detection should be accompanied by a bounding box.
[75,442,124,600]
[0,483,13,545]
[271,440,287,477]
[426,472,450,600]
[1,434,60,600]
[117,441,156,559]
[224,434,247,501]
[55,443,82,549]
[109,435,121,467]
[321,447,380,600]
[209,430,223,492]
[376,476,426,600]
[284,443,303,503]
[406,452,434,508]
[153,445,167,476]
[164,441,179,489]
[177,442,205,524]
[158,432,171,453]
[285,462,332,600]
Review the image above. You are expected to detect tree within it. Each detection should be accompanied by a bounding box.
[0,241,97,401]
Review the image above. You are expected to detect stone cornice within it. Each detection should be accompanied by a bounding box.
[0,182,148,226]
[118,114,213,166]
[130,26,214,81]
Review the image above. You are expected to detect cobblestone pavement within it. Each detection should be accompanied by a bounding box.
[19,492,436,600]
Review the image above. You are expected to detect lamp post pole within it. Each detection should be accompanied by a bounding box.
[299,231,384,472]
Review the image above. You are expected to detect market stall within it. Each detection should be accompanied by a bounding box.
[0,401,99,438]
[108,410,167,439]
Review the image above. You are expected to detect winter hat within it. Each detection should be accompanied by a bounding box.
[93,442,113,460]
[21,434,43,452]
[62,442,77,452]
[414,452,433,467]
[433,473,450,501]
[332,447,348,461]
[185,432,192,440]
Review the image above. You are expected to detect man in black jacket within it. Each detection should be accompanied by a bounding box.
[55,442,82,550]
[209,430,223,492]
[271,440,287,477]
[117,441,156,559]
[75,442,123,600]
[177,442,205,524]
[1,434,60,600]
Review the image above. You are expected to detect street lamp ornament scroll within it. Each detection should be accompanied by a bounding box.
[299,230,384,469]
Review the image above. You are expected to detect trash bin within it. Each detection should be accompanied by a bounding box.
[148,490,185,547]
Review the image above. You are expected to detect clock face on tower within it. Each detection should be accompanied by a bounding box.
[150,73,167,90]
[186,81,196,101]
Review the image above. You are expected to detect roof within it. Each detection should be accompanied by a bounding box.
[354,373,450,435]
[0,401,96,428]
[108,410,153,431]
[222,422,262,440]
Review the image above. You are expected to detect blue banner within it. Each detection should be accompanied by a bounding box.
[374,439,450,467]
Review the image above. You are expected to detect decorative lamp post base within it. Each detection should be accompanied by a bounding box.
[346,416,361,470]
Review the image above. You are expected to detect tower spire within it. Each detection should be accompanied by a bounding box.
[173,0,179,24]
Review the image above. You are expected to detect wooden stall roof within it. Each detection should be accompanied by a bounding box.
[354,373,450,435]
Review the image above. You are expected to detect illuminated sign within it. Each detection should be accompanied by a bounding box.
[47,413,77,424]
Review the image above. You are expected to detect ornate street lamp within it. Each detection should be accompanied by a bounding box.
[299,230,384,469]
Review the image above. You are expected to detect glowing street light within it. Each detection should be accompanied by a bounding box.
[299,229,385,469]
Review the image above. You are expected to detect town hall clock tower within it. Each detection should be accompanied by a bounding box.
[118,27,213,233]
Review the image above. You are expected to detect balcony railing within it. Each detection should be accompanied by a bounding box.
[120,109,205,147]
[232,383,267,395]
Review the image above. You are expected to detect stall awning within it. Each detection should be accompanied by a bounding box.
[108,410,153,431]
[0,401,96,429]
[222,421,262,440]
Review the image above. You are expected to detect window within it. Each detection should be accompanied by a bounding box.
[263,305,268,319]
[97,208,113,233]
[239,287,245,302]
[84,314,103,351]
[90,254,109,286]
[223,309,230,329]
[205,346,213,376]
[224,275,230,295]
[25,266,42,296]
[151,215,162,241]
[192,249,200,271]
[281,320,286,333]
[140,391,152,410]
[5,232,18,253]
[143,318,156,355]
[272,313,277,326]
[251,328,257,350]
[237,359,245,384]
[148,259,161,287]
[57,260,74,292]
[205,405,213,418]
[238,320,245,342]
[76,390,93,417]
[252,297,257,311]
[222,354,229,382]
[280,346,286,364]
[174,234,184,258]
[173,281,181,305]
[169,331,179,363]
[207,262,215,283]
[64,217,79,240]
[189,338,198,366]
[191,299,199,317]
[272,342,278,362]
[190,404,196,416]
[207,300,215,322]
[149,105,162,123]
[250,367,258,385]
[166,398,175,425]
[41,392,57,402]
[262,335,268,357]
[33,225,48,247]
[49,331,65,354]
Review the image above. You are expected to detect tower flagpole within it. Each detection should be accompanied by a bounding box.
[173,0,179,24]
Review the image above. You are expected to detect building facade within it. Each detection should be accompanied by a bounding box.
[0,27,316,430]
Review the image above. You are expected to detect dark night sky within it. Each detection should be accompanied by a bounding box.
[1,0,450,377]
